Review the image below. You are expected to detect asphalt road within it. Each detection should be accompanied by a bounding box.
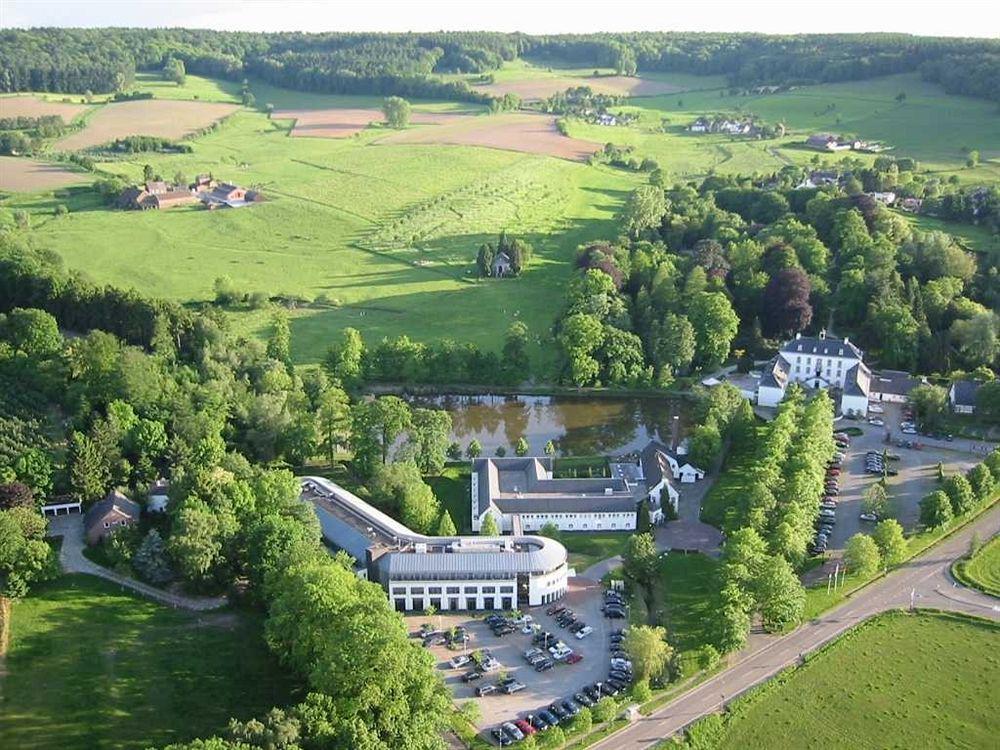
[590,503,1000,750]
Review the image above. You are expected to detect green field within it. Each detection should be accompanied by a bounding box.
[0,575,298,750]
[3,66,997,368]
[560,531,632,572]
[953,534,1000,598]
[677,610,1000,749]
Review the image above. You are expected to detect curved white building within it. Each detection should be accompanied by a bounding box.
[302,476,568,612]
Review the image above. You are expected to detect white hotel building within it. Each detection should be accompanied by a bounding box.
[303,476,569,612]
[757,331,871,416]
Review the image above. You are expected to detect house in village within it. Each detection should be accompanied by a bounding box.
[899,197,923,213]
[757,331,871,416]
[868,370,925,404]
[84,489,141,545]
[868,191,897,206]
[200,182,262,209]
[806,133,855,151]
[689,116,756,136]
[949,380,980,415]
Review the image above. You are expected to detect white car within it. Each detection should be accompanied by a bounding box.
[868,417,884,426]
[449,654,470,669]
[575,626,594,639]
[859,512,878,522]
[901,426,918,435]
[868,403,884,414]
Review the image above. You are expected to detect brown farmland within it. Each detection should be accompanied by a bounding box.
[55,99,239,150]
[277,108,469,138]
[376,113,602,161]
[0,95,91,124]
[474,75,686,101]
[0,156,87,192]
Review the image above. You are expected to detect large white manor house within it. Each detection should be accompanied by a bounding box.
[758,331,871,415]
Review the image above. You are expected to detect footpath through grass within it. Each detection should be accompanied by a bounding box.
[0,575,298,750]
[953,534,1000,598]
[672,610,1000,749]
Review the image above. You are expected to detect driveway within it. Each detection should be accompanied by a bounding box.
[46,514,226,611]
[588,501,1000,750]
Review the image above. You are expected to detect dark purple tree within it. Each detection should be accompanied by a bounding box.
[0,482,35,510]
[763,267,813,338]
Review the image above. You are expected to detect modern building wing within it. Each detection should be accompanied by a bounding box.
[302,476,568,612]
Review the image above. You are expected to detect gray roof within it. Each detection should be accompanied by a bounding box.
[871,370,922,397]
[474,456,637,516]
[84,490,140,534]
[843,363,872,398]
[303,476,568,581]
[780,333,862,361]
[951,380,980,407]
[760,354,791,389]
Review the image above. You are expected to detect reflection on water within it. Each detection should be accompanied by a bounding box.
[407,393,688,457]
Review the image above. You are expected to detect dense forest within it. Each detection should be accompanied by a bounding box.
[1,28,997,102]
[555,162,999,389]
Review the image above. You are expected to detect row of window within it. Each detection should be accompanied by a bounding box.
[391,584,514,596]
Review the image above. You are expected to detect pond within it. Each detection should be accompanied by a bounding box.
[406,393,690,457]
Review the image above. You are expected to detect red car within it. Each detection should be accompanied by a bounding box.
[826,468,841,476]
[565,653,584,664]
[515,719,537,736]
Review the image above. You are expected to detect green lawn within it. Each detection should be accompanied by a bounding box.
[645,552,721,663]
[677,610,1000,750]
[560,532,632,572]
[0,575,298,750]
[953,534,1000,598]
[6,104,638,373]
[699,425,766,529]
[427,465,473,533]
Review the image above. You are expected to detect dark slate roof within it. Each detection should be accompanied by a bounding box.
[84,490,140,534]
[493,495,638,514]
[842,363,871,398]
[759,355,790,389]
[951,380,980,407]
[871,370,923,397]
[780,334,862,360]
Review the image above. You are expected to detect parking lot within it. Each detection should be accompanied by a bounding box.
[823,403,986,554]
[408,577,622,734]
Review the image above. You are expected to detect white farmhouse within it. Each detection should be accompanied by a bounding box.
[757,331,871,416]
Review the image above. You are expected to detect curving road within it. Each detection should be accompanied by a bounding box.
[590,504,1000,750]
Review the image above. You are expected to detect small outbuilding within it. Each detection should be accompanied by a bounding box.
[949,380,980,415]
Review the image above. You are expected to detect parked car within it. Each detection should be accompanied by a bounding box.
[600,681,620,697]
[490,726,514,746]
[859,512,878,522]
[449,654,470,669]
[565,653,584,664]
[502,721,525,741]
[535,659,554,672]
[574,691,594,707]
[868,417,885,426]
[547,604,566,616]
[548,703,569,721]
[868,403,884,414]
[461,670,482,683]
[820,501,837,510]
[575,626,594,639]
[605,608,626,619]
[514,719,537,737]
[562,699,581,717]
[502,681,526,695]
[538,709,560,727]
[529,713,550,731]
[476,684,498,697]
[584,684,603,702]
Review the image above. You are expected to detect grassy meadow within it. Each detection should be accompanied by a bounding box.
[681,610,1000,750]
[0,575,298,750]
[953,534,1000,598]
[2,64,996,368]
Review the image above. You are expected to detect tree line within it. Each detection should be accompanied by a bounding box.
[2,29,997,104]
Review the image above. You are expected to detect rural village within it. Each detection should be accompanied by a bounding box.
[0,13,998,750]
